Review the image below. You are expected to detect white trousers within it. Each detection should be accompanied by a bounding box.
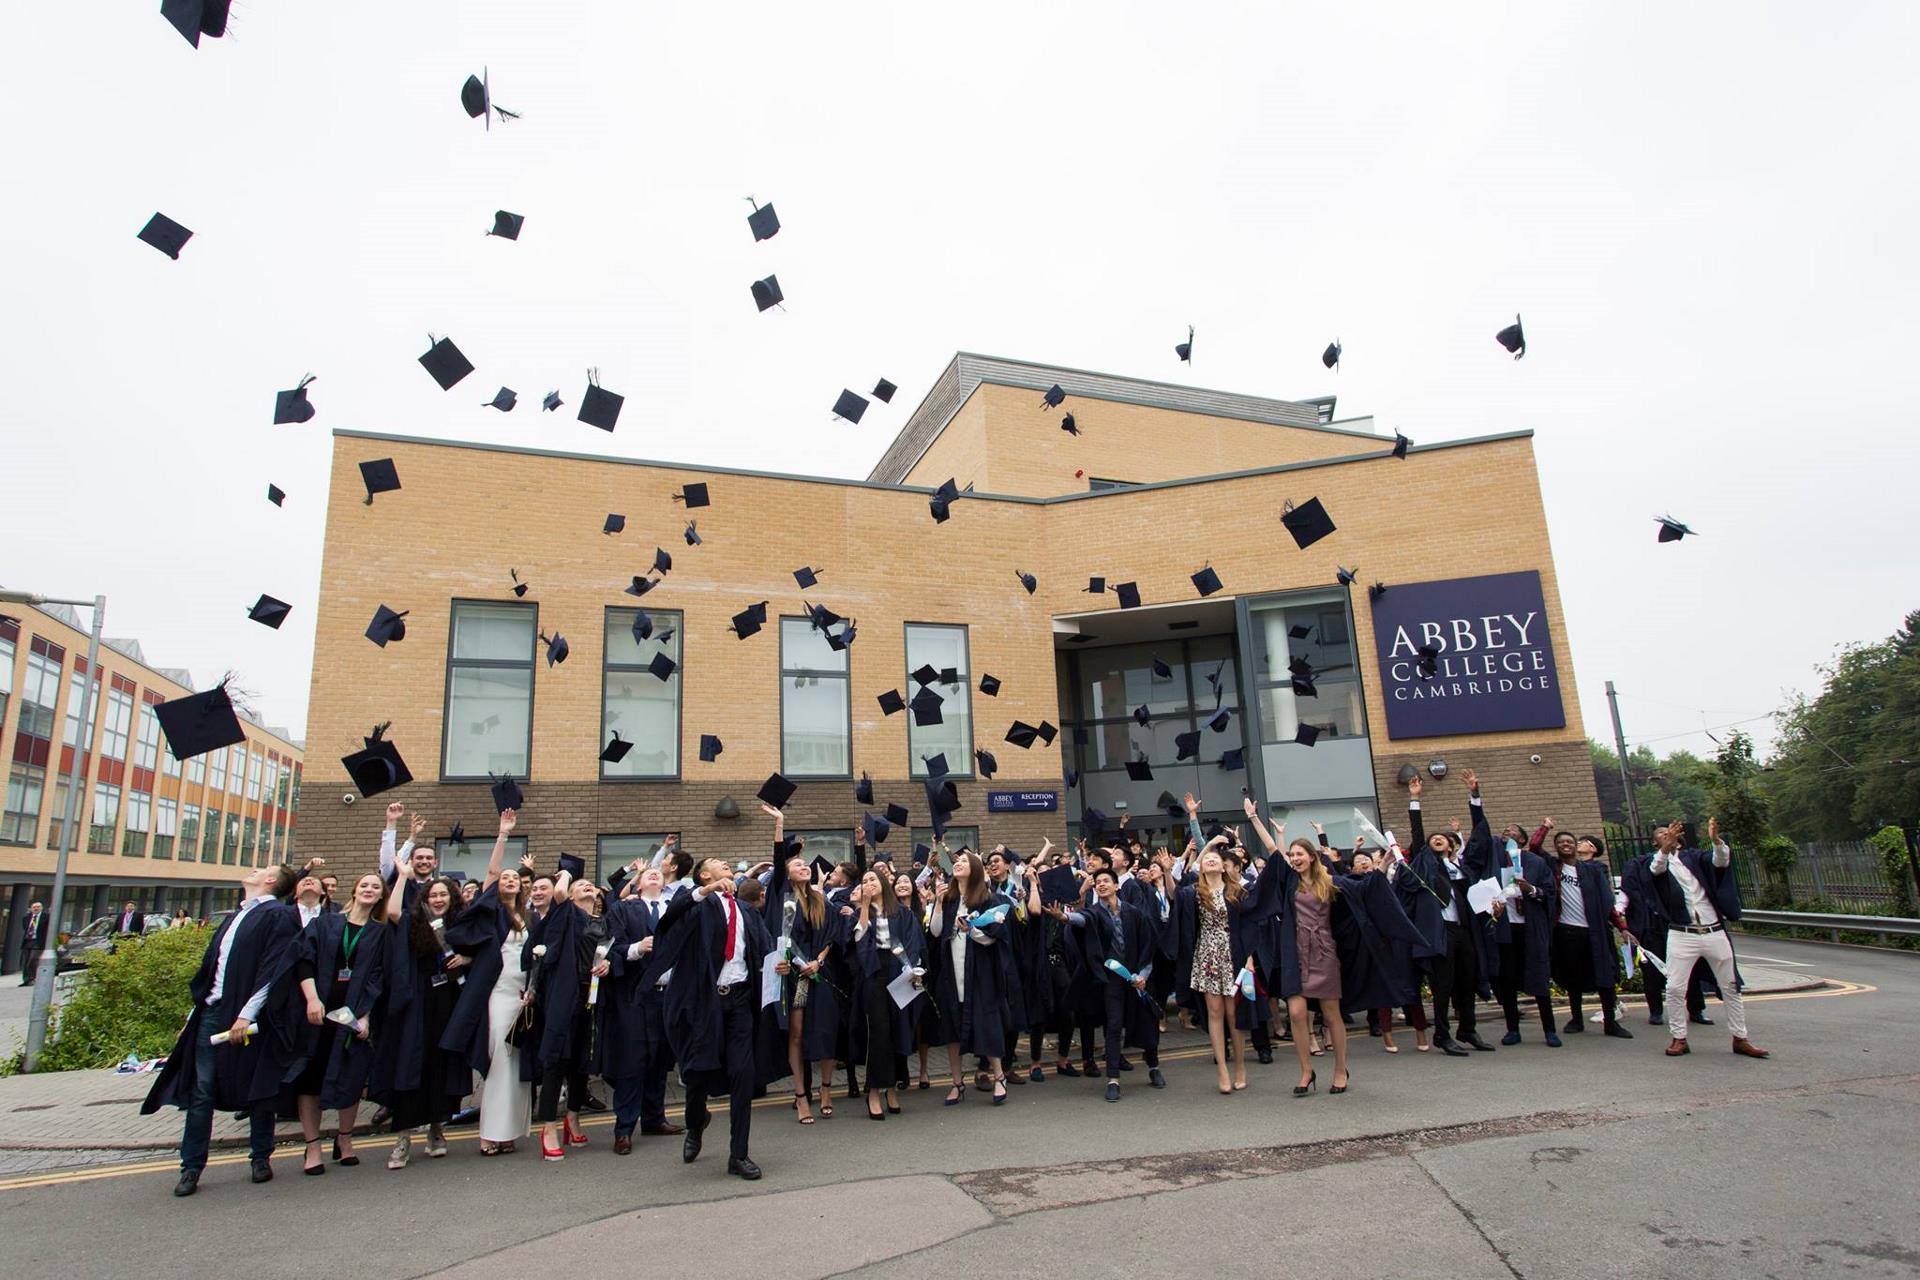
[1664,927,1747,1041]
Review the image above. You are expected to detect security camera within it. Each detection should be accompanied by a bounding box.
[342,792,357,805]
[1528,754,1542,766]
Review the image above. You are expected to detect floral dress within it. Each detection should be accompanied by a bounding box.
[1190,890,1236,996]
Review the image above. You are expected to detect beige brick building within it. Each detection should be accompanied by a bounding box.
[300,354,1599,882]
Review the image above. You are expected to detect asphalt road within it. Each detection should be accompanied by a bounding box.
[1,935,1915,1280]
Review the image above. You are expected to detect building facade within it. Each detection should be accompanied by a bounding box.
[298,354,1600,882]
[0,603,305,971]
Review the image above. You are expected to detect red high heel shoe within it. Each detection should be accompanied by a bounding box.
[541,1131,566,1162]
[563,1117,589,1146]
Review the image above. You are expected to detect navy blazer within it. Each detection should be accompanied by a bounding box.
[1647,846,1742,926]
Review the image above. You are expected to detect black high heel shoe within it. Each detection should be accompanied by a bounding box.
[991,1074,1008,1106]
[1292,1070,1317,1098]
[332,1135,360,1167]
[866,1094,886,1121]
[303,1139,326,1176]
[1330,1070,1350,1096]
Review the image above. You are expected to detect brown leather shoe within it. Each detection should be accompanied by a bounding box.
[612,1134,632,1155]
[1731,1037,1770,1059]
[640,1122,685,1136]
[1664,1038,1691,1056]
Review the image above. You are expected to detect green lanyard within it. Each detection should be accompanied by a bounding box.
[341,921,364,969]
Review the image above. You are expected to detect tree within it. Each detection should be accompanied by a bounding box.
[1709,730,1770,855]
[1590,740,1714,834]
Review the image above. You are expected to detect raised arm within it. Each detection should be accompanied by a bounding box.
[1407,776,1428,850]
[483,809,516,890]
[1708,816,1728,867]
[1183,792,1207,857]
[1241,794,1280,854]
[379,800,405,880]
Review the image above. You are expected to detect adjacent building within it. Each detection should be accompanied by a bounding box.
[0,603,305,972]
[299,353,1600,882]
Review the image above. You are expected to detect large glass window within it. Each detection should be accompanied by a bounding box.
[781,618,850,778]
[242,816,257,865]
[0,633,13,728]
[123,790,150,857]
[186,752,205,785]
[444,602,537,779]
[18,650,62,742]
[434,834,527,882]
[202,807,222,863]
[1249,592,1366,743]
[598,834,671,883]
[180,802,201,861]
[223,811,241,865]
[909,827,981,860]
[154,795,178,859]
[206,745,226,793]
[1067,636,1241,773]
[246,750,262,801]
[226,746,245,794]
[62,672,99,750]
[159,701,180,776]
[905,624,972,778]
[101,685,133,761]
[602,609,683,779]
[1,764,44,846]
[89,782,121,854]
[48,779,73,851]
[263,756,280,811]
[134,699,161,771]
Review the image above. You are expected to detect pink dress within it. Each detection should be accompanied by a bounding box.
[1293,887,1342,1001]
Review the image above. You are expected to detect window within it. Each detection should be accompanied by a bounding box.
[123,790,151,857]
[48,779,73,851]
[1249,593,1366,742]
[434,835,527,882]
[598,834,671,883]
[63,672,100,750]
[226,745,246,794]
[154,796,178,859]
[263,756,280,810]
[0,632,12,728]
[186,752,204,785]
[202,807,222,863]
[101,686,133,762]
[789,830,854,868]
[159,704,180,776]
[242,816,257,864]
[223,811,241,865]
[602,609,683,779]
[134,700,161,771]
[18,649,62,742]
[1087,476,1138,491]
[443,601,537,779]
[905,624,972,777]
[179,802,201,861]
[1,764,44,846]
[780,617,851,778]
[206,746,226,793]
[89,782,121,854]
[246,751,262,801]
[288,764,301,819]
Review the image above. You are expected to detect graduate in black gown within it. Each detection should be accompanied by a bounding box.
[603,863,683,1151]
[1548,833,1634,1038]
[371,872,472,1168]
[438,812,525,1096]
[144,863,302,1197]
[927,850,1016,1106]
[280,871,390,1174]
[1396,782,1494,1054]
[1061,866,1171,1102]
[852,866,926,1120]
[522,866,604,1160]
[760,805,846,1125]
[984,846,1035,1084]
[1464,772,1559,1046]
[652,855,779,1180]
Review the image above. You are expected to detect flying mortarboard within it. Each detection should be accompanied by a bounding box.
[542,390,563,412]
[1289,624,1312,639]
[154,682,246,760]
[1495,314,1526,359]
[459,70,519,127]
[488,210,524,240]
[699,734,723,763]
[600,732,633,764]
[913,843,932,868]
[1175,325,1194,363]
[604,865,628,895]
[1113,582,1141,609]
[1294,723,1321,748]
[1291,674,1318,697]
[603,513,626,535]
[1219,748,1245,771]
[877,688,905,715]
[1289,654,1313,677]
[873,379,897,403]
[884,802,910,827]
[673,483,710,508]
[556,852,586,879]
[862,813,892,845]
[161,0,231,47]
[1132,705,1151,727]
[832,389,868,423]
[910,687,945,726]
[728,602,768,639]
[448,822,467,846]
[1041,384,1066,409]
[929,478,959,524]
[489,772,524,813]
[1125,759,1154,783]
[825,620,857,651]
[910,664,939,687]
[855,773,874,804]
[623,576,656,598]
[1014,570,1037,595]
[137,212,192,259]
[975,749,998,779]
[652,547,673,575]
[365,605,408,647]
[1086,576,1106,595]
[979,673,1001,696]
[1005,720,1038,748]
[751,275,784,312]
[1151,655,1173,680]
[1038,864,1080,906]
[1206,706,1232,733]
[647,650,677,681]
[359,458,400,504]
[540,631,569,666]
[342,723,412,798]
[1173,730,1200,761]
[1060,413,1079,436]
[486,386,517,412]
[1336,566,1358,587]
[1158,790,1184,817]
[684,521,702,546]
[266,484,286,507]
[247,594,291,630]
[922,752,950,780]
[1280,497,1336,550]
[1392,431,1411,460]
[746,198,780,242]
[1369,581,1389,602]
[273,375,317,425]
[578,371,623,432]
[1191,565,1223,597]
[1322,340,1342,370]
[1036,721,1057,746]
[794,566,821,589]
[937,666,958,686]
[418,336,474,391]
[1415,644,1440,679]
[1655,515,1695,543]
[757,772,797,810]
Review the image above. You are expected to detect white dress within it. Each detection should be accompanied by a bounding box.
[479,928,531,1143]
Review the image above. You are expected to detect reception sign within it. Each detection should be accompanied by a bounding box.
[1369,571,1565,740]
[987,790,1059,813]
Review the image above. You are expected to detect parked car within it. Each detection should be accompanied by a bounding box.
[54,913,171,972]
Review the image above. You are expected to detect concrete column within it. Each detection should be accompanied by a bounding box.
[90,885,110,922]
[198,886,214,920]
[3,883,32,975]
[152,885,170,916]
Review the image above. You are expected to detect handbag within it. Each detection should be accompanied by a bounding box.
[504,999,536,1049]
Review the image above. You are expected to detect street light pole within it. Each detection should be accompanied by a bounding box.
[1605,680,1643,841]
[1,591,105,1072]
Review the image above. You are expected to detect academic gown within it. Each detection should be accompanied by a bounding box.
[1551,858,1623,988]
[990,877,1033,1035]
[927,892,1015,1059]
[1007,886,1054,1032]
[438,884,518,1079]
[275,910,390,1112]
[1172,856,1289,1028]
[601,896,668,1083]
[652,887,785,1089]
[369,921,468,1107]
[1067,899,1167,1052]
[855,905,927,1056]
[1484,846,1556,999]
[763,847,848,1063]
[520,900,590,1081]
[141,898,302,1116]
[1329,871,1428,1014]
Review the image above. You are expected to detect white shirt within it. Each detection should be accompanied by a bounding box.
[1652,841,1731,925]
[1439,855,1464,924]
[377,827,417,883]
[693,887,749,986]
[209,894,276,1022]
[297,902,324,927]
[1558,864,1587,927]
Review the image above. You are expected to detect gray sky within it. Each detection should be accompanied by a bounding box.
[4,2,1915,761]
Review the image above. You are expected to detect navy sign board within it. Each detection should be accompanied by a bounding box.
[1369,571,1565,740]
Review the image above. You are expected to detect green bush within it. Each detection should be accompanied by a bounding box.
[1755,834,1798,908]
[1867,825,1916,917]
[34,926,210,1072]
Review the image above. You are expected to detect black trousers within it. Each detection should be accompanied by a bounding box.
[532,997,593,1123]
[860,977,898,1090]
[1431,920,1479,1039]
[1102,980,1158,1078]
[684,984,756,1162]
[610,995,670,1136]
[1552,925,1619,1024]
[1494,935,1554,1033]
[18,950,41,986]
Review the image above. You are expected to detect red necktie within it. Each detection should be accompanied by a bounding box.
[722,894,738,963]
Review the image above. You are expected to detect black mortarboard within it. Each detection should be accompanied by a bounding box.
[922,752,950,780]
[460,74,487,118]
[1337,565,1359,587]
[976,749,998,779]
[540,632,569,666]
[699,734,723,763]
[652,547,673,575]
[1191,566,1223,597]
[673,483,710,508]
[930,477,959,524]
[1495,314,1526,359]
[1038,864,1080,907]
[1014,570,1037,595]
[579,375,624,432]
[1174,730,1200,761]
[751,275,784,312]
[979,674,1001,697]
[809,854,835,882]
[1061,413,1079,436]
[684,520,702,546]
[1086,576,1106,595]
[162,0,231,47]
[1065,766,1080,788]
[910,664,938,687]
[937,666,958,686]
[365,605,408,647]
[489,772,524,813]
[605,865,629,896]
[757,772,797,809]
[877,689,905,716]
[1322,340,1342,370]
[1113,582,1141,609]
[1369,581,1389,602]
[884,802,910,827]
[1158,790,1184,817]
[273,375,317,425]
[1289,624,1312,639]
[746,199,780,242]
[1281,498,1336,550]
[855,773,874,804]
[154,682,246,760]
[730,601,768,639]
[1042,384,1066,409]
[603,513,626,535]
[557,852,586,879]
[913,843,932,868]
[1294,723,1321,747]
[137,212,192,259]
[863,813,892,845]
[267,484,286,507]
[342,723,412,798]
[1392,431,1411,460]
[448,822,467,846]
[1655,515,1695,543]
[1037,721,1057,745]
[1289,654,1313,677]
[825,620,857,651]
[1082,806,1108,834]
[600,732,633,764]
[488,210,523,240]
[542,390,563,412]
[794,566,820,589]
[1175,325,1194,362]
[928,775,961,815]
[247,594,291,629]
[873,379,896,403]
[832,389,868,423]
[359,458,400,504]
[1005,721,1038,748]
[1206,706,1232,733]
[1151,655,1173,680]
[418,336,473,391]
[910,687,944,726]
[1291,675,1318,697]
[1220,747,1245,771]
[624,575,656,598]
[647,650,677,681]
[486,386,517,412]
[1416,643,1440,679]
[1126,759,1154,782]
[1132,705,1151,727]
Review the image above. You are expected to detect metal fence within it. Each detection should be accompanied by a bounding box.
[1601,828,1917,915]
